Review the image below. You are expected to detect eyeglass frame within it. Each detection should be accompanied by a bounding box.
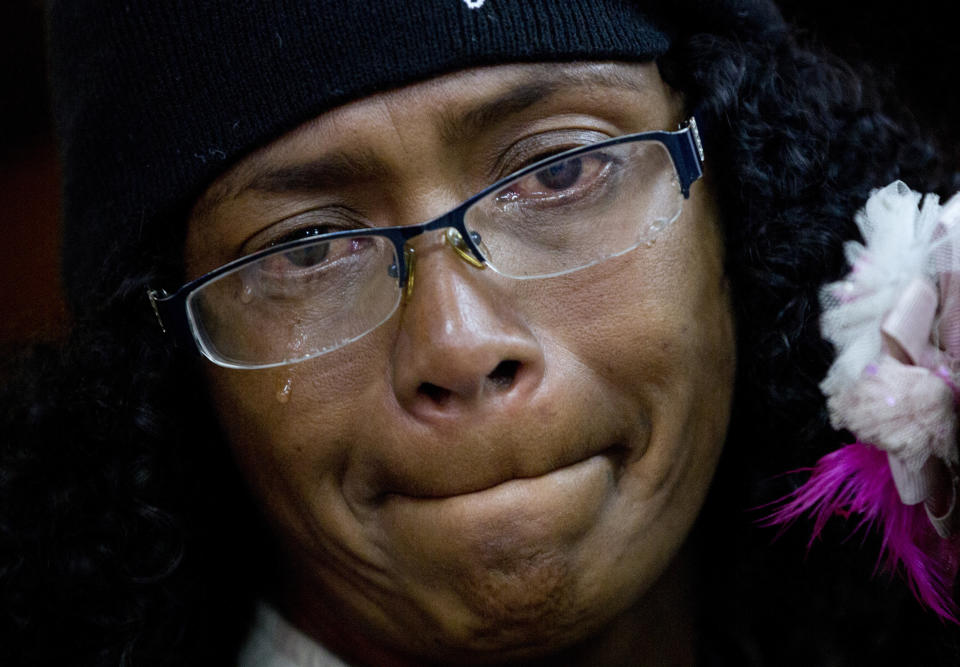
[147,115,706,364]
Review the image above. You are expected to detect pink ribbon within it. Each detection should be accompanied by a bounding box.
[881,277,942,368]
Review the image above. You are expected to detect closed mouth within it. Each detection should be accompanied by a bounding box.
[379,442,630,503]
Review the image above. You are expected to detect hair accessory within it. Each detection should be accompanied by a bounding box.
[767,181,960,621]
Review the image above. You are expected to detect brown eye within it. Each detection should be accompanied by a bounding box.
[535,158,583,191]
[268,226,330,267]
[497,152,611,207]
[285,242,329,267]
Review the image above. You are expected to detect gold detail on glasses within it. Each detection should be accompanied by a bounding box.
[404,246,417,301]
[444,228,486,270]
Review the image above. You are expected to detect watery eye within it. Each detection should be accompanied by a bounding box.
[264,236,377,277]
[266,226,331,268]
[284,242,329,267]
[535,158,583,191]
[497,153,609,206]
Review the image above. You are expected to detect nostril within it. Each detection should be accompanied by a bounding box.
[413,361,521,406]
[487,360,520,389]
[418,382,452,405]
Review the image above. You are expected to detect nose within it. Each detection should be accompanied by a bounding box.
[392,236,544,421]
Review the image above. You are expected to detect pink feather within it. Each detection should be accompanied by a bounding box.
[763,441,960,622]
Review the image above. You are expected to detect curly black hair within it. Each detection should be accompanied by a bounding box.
[661,26,960,666]
[2,16,959,667]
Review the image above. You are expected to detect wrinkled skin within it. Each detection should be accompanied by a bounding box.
[185,62,735,665]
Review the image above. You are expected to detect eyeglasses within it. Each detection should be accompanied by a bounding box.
[148,117,705,369]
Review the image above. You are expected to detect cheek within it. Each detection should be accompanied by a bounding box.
[201,329,396,528]
[522,207,735,496]
[530,211,732,402]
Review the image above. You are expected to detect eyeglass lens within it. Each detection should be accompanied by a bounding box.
[187,138,682,368]
[467,139,680,278]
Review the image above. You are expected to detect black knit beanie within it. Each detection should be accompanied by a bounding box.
[47,0,784,314]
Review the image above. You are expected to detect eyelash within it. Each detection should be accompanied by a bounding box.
[250,206,371,253]
[269,225,328,247]
[494,129,612,180]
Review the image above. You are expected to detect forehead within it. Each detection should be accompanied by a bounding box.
[193,62,680,214]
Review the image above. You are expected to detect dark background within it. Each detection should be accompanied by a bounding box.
[1,0,958,343]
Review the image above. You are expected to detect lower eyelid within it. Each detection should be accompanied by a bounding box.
[259,235,378,278]
[511,155,612,198]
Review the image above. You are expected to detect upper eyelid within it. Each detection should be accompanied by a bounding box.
[491,128,614,180]
[242,206,373,254]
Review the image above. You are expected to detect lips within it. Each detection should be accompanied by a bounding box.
[369,439,631,504]
[392,444,627,500]
[372,449,627,570]
[341,383,649,510]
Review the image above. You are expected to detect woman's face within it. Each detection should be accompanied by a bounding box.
[185,62,735,663]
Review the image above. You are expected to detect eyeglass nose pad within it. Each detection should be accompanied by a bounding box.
[404,246,417,302]
[444,228,486,270]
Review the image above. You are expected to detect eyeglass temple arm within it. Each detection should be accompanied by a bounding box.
[672,113,706,199]
[147,288,198,352]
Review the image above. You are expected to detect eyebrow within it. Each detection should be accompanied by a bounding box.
[437,79,562,146]
[242,81,565,199]
[243,148,390,196]
[437,65,652,145]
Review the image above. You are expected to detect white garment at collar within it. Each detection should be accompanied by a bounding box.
[238,603,350,667]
